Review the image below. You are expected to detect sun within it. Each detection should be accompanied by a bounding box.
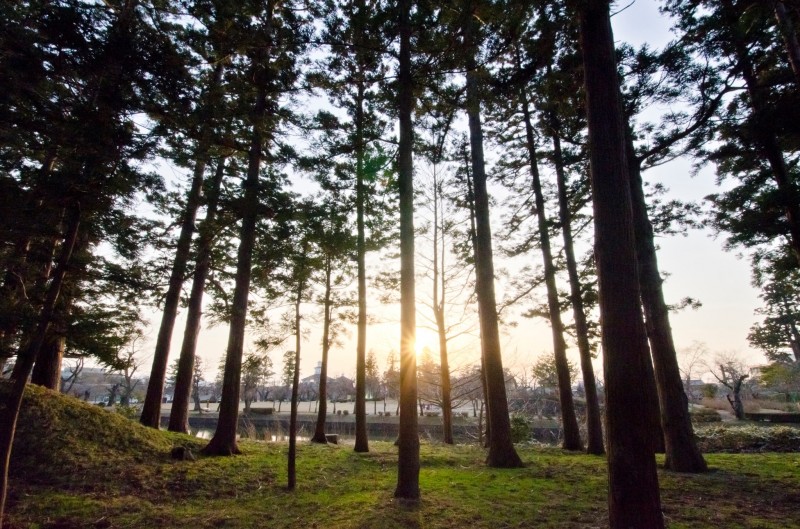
[414,328,438,359]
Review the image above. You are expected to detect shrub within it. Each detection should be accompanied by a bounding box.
[510,415,531,444]
[114,405,138,421]
[695,424,800,452]
[691,407,722,423]
[702,383,718,398]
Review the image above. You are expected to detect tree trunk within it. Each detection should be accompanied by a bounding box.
[202,45,271,455]
[549,118,604,455]
[312,257,334,444]
[0,203,80,526]
[354,79,369,453]
[576,1,664,527]
[140,159,207,428]
[641,344,666,454]
[141,60,225,429]
[394,0,420,500]
[432,167,454,445]
[288,284,303,490]
[464,4,522,468]
[169,158,226,433]
[192,382,202,413]
[30,333,65,391]
[775,0,800,86]
[463,154,492,448]
[627,136,707,472]
[11,217,64,383]
[519,80,582,451]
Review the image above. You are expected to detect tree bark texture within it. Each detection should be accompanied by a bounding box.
[519,85,582,451]
[627,137,707,473]
[394,0,420,500]
[464,4,522,468]
[550,121,604,455]
[168,158,226,433]
[577,1,664,527]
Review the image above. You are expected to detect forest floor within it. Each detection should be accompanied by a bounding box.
[3,383,800,529]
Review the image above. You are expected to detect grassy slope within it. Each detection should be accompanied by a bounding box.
[3,383,800,529]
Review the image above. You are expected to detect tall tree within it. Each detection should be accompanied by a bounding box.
[202,0,306,456]
[529,1,606,456]
[315,0,390,454]
[573,0,664,526]
[499,40,583,451]
[168,158,227,433]
[311,202,353,443]
[461,0,522,468]
[140,54,227,428]
[394,0,421,500]
[285,202,323,490]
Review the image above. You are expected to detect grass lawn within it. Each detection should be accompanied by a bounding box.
[3,384,800,528]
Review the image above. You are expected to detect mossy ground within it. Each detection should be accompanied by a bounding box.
[3,383,800,529]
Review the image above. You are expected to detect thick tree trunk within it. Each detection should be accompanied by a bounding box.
[0,203,80,526]
[549,122,604,455]
[775,1,800,86]
[288,285,303,490]
[464,5,522,468]
[463,156,491,447]
[576,1,664,527]
[202,61,269,455]
[312,258,333,444]
[627,137,707,473]
[30,332,65,391]
[169,158,226,433]
[354,81,369,453]
[394,0,420,500]
[519,85,582,451]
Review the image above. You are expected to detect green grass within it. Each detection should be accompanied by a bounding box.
[4,383,800,528]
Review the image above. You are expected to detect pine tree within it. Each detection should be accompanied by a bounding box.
[572,0,664,526]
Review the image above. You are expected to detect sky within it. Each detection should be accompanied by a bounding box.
[134,0,767,385]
